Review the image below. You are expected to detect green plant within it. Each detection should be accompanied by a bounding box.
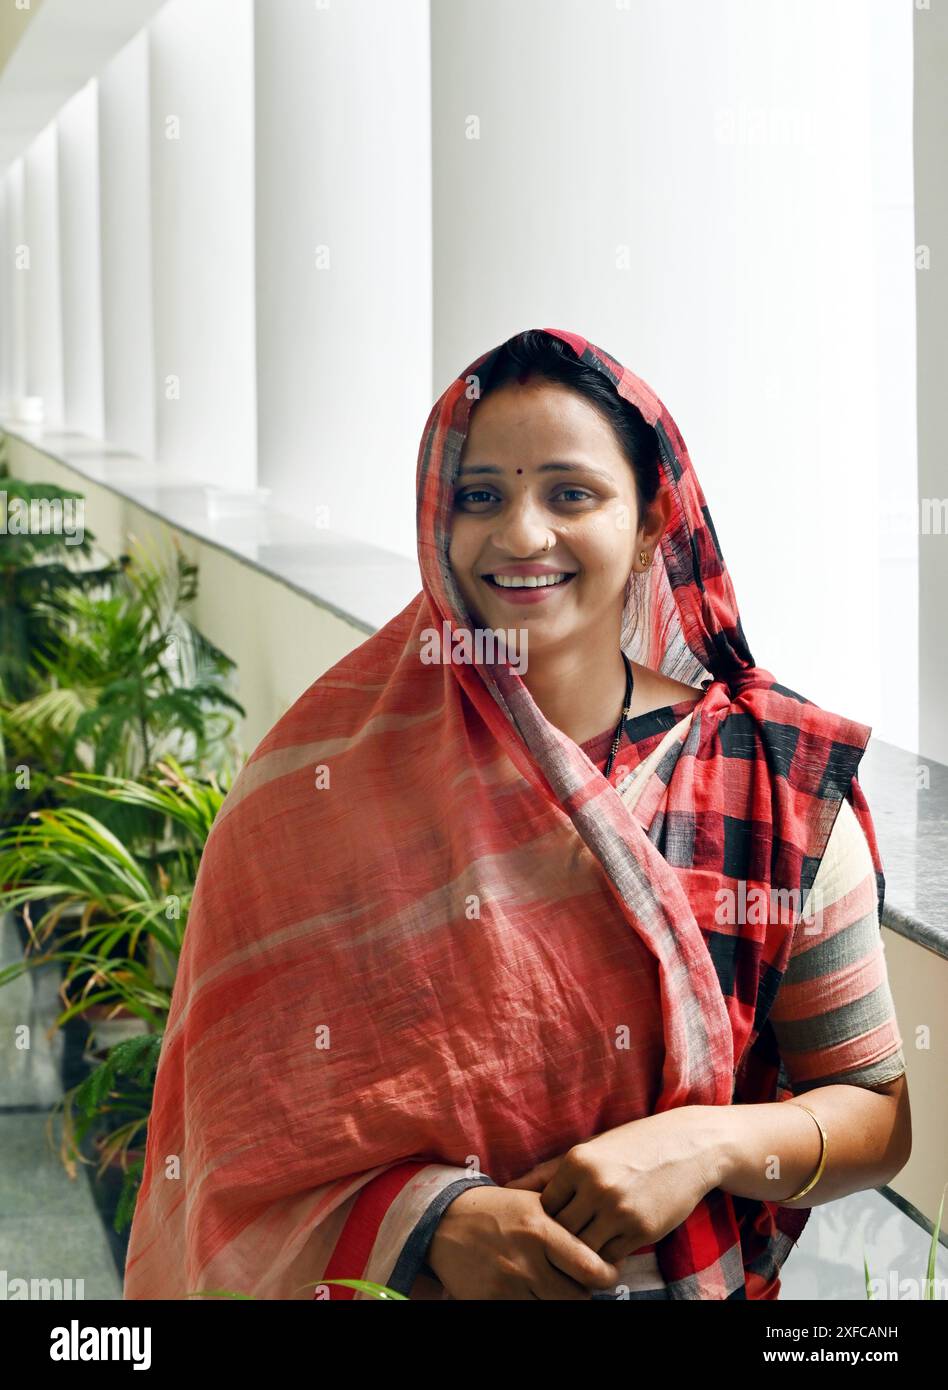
[0,458,245,1237]
[864,1181,946,1299]
[0,755,229,1222]
[61,1033,161,1230]
[0,756,222,997]
[0,472,120,707]
[1,534,244,839]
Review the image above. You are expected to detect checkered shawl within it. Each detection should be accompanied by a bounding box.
[123,327,883,1301]
[418,328,884,1297]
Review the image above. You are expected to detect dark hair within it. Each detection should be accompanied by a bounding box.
[471,330,662,517]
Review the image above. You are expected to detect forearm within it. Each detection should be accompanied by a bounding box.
[702,1085,909,1208]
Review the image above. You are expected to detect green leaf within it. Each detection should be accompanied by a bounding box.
[925,1183,946,1300]
[296,1278,408,1300]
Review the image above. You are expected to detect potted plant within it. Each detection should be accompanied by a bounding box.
[0,755,230,1234]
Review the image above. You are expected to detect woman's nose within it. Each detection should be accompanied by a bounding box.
[488,494,552,554]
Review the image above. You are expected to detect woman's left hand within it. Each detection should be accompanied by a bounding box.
[503,1105,722,1265]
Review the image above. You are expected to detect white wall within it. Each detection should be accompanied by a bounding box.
[431,0,916,745]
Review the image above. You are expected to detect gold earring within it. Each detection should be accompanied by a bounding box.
[639,550,651,568]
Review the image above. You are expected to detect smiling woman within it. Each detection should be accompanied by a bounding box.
[122,327,908,1303]
[448,335,707,749]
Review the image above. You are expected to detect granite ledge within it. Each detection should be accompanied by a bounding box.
[859,737,948,960]
[0,421,422,636]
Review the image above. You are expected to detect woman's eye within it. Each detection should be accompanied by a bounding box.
[455,490,496,505]
[455,488,593,507]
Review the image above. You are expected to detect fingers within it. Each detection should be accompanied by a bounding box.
[599,1232,642,1265]
[545,1189,596,1235]
[540,1214,622,1292]
[504,1160,557,1191]
[502,1176,537,1190]
[574,1213,632,1260]
[536,1165,576,1217]
[530,1259,597,1300]
[553,1204,634,1263]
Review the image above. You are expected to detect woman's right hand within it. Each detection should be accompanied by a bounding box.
[425,1184,622,1300]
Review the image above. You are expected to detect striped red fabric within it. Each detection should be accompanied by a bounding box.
[123,328,885,1300]
[320,1162,428,1299]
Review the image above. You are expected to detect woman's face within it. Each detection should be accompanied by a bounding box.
[449,379,665,653]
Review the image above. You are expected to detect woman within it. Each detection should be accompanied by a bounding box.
[123,328,910,1302]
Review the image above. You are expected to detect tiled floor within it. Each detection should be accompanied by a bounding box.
[0,914,122,1299]
[1,910,942,1302]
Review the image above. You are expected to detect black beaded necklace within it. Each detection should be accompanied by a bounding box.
[602,653,635,779]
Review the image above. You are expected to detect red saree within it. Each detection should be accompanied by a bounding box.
[123,328,884,1300]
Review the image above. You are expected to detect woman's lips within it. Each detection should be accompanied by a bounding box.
[480,573,577,605]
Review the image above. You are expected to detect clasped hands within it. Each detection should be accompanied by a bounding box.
[503,1104,722,1266]
[424,1104,724,1298]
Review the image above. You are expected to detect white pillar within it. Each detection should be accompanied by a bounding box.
[23,122,63,427]
[148,0,257,490]
[0,159,27,414]
[915,0,948,763]
[99,29,155,462]
[253,0,432,557]
[57,78,104,441]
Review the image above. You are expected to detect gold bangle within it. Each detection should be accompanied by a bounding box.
[783,1103,828,1202]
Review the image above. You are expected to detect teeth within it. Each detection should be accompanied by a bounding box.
[489,572,571,588]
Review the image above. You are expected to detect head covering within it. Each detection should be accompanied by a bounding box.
[123,328,884,1300]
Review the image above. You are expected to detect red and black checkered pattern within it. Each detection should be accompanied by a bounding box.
[419,327,883,1297]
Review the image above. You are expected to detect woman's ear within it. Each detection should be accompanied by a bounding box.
[637,483,674,551]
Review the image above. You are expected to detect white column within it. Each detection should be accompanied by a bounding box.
[57,78,104,441]
[148,0,257,490]
[869,0,918,754]
[0,160,27,414]
[253,0,432,558]
[915,0,948,763]
[23,122,63,428]
[99,29,155,462]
